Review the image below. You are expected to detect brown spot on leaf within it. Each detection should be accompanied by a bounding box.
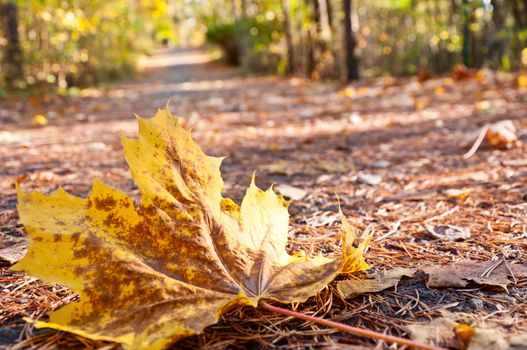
[93,196,117,211]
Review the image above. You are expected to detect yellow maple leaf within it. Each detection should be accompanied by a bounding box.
[12,107,370,350]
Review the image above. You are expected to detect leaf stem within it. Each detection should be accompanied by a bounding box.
[259,301,446,350]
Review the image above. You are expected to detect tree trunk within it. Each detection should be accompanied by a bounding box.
[461,0,472,66]
[510,0,526,28]
[281,0,295,74]
[325,0,333,31]
[316,0,331,42]
[238,0,250,71]
[489,0,507,67]
[342,0,359,81]
[1,1,24,87]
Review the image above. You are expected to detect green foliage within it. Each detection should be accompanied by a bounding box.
[196,0,527,79]
[0,0,176,92]
[206,22,238,65]
[205,15,281,69]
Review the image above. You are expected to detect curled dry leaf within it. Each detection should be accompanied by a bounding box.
[424,224,471,242]
[274,184,307,201]
[463,120,520,159]
[422,259,527,290]
[407,317,460,348]
[356,172,382,186]
[482,332,527,350]
[337,267,417,299]
[410,317,527,350]
[442,188,471,201]
[12,107,371,350]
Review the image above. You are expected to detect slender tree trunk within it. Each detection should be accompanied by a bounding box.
[317,0,331,41]
[342,0,359,81]
[307,0,320,77]
[325,0,333,31]
[1,1,24,88]
[306,29,315,77]
[511,0,527,28]
[489,0,506,67]
[313,0,321,33]
[461,0,472,66]
[238,0,250,71]
[281,0,295,74]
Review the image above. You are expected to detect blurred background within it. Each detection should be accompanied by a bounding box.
[1,0,527,94]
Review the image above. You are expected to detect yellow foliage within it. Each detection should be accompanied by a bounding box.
[13,106,370,350]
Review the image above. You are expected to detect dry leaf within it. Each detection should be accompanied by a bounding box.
[407,317,460,348]
[422,259,527,290]
[454,323,474,346]
[410,318,527,350]
[31,114,48,126]
[486,120,519,148]
[468,328,527,350]
[337,267,416,299]
[343,86,356,98]
[414,98,429,110]
[517,75,527,88]
[356,173,382,186]
[0,240,28,265]
[434,86,446,96]
[12,107,371,350]
[474,101,491,110]
[424,224,471,242]
[275,184,307,201]
[443,188,471,201]
[453,64,474,80]
[463,120,520,159]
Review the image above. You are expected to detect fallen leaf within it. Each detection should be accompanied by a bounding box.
[410,317,527,350]
[453,64,474,80]
[356,173,382,186]
[275,184,307,201]
[418,67,431,82]
[0,240,28,265]
[343,86,356,98]
[454,323,474,346]
[443,188,471,201]
[86,142,107,151]
[371,160,390,169]
[474,101,491,110]
[463,120,520,159]
[424,224,471,242]
[434,86,445,95]
[414,98,429,110]
[486,120,519,148]
[517,74,527,88]
[422,259,527,290]
[31,114,48,126]
[337,267,417,298]
[12,107,371,350]
[467,328,527,350]
[407,317,460,348]
[500,159,527,167]
[358,87,369,96]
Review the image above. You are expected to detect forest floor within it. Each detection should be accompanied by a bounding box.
[0,48,526,349]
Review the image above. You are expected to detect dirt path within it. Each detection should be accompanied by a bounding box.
[1,49,526,349]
